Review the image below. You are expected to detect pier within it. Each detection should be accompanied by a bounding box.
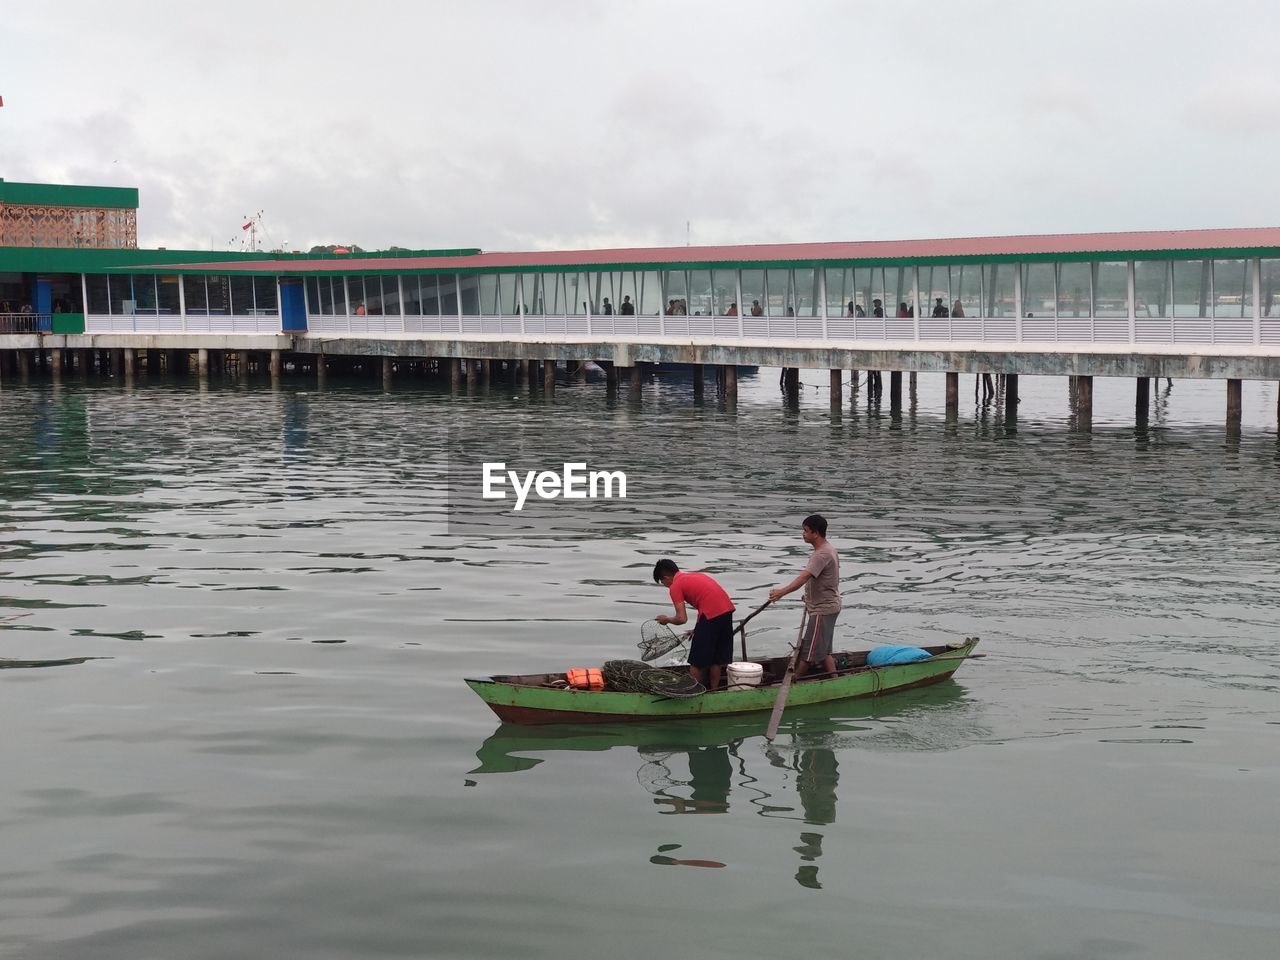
[4,177,1280,429]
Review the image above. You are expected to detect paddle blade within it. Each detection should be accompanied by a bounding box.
[764,668,795,741]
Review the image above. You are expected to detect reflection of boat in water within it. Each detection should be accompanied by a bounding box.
[468,678,976,776]
[466,639,978,725]
[469,681,977,886]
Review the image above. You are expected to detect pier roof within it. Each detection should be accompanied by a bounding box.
[132,226,1280,274]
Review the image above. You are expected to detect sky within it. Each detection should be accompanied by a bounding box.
[3,0,1280,255]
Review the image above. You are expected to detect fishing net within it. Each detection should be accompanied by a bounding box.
[638,620,687,662]
[602,659,706,698]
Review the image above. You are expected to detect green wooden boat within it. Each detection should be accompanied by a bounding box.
[466,638,979,725]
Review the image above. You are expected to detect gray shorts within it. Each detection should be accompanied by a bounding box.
[800,611,839,664]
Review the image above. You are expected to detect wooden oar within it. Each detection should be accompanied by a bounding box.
[765,608,807,742]
[731,599,772,660]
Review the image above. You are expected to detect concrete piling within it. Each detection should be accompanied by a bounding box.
[1075,375,1094,431]
[693,363,704,397]
[830,369,842,407]
[1227,378,1242,425]
[1136,376,1150,420]
[889,370,902,411]
[945,371,958,417]
[1005,374,1019,420]
[724,363,737,399]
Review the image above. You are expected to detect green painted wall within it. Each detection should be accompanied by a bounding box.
[50,313,85,334]
[0,179,139,210]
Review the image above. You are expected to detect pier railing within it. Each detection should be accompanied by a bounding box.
[0,313,50,334]
[299,311,1280,348]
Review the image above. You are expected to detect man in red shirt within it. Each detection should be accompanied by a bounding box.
[653,559,736,691]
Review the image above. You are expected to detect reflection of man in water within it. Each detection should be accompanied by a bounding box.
[653,745,732,815]
[793,747,838,889]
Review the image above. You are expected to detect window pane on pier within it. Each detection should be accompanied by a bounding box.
[256,277,279,313]
[949,264,979,317]
[637,271,660,315]
[663,271,686,315]
[765,269,791,316]
[132,275,158,314]
[1172,260,1210,317]
[378,276,398,316]
[711,269,736,316]
[1056,262,1090,317]
[1262,260,1280,317]
[523,274,544,315]
[619,272,639,316]
[1134,261,1170,317]
[305,277,320,314]
[982,264,1014,317]
[362,275,385,315]
[1213,260,1251,318]
[347,276,365,314]
[479,275,498,316]
[459,275,480,316]
[183,276,207,315]
[157,275,180,315]
[108,275,129,314]
[566,273,587,314]
[86,274,109,314]
[230,276,254,315]
[537,273,558,316]
[402,276,422,315]
[742,269,765,318]
[420,275,440,316]
[208,276,231,315]
[873,267,910,316]
[823,268,850,316]
[793,268,818,316]
[919,265,948,312]
[439,276,459,316]
[497,274,516,314]
[688,270,712,316]
[1020,263,1052,317]
[1093,262,1128,317]
[854,268,873,315]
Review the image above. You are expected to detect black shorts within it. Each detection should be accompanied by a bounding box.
[688,611,734,668]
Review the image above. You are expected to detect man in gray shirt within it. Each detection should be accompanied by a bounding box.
[768,514,841,679]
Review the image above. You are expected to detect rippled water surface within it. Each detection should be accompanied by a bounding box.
[1,368,1278,959]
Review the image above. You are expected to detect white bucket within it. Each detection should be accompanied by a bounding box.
[726,661,764,691]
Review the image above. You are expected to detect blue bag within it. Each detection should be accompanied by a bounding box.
[866,645,933,667]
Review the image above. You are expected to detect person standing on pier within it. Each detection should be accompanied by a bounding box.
[653,559,736,692]
[768,514,840,680]
[620,295,635,315]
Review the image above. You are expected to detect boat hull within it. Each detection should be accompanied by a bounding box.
[466,639,978,725]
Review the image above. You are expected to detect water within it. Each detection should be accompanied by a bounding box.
[1,368,1278,959]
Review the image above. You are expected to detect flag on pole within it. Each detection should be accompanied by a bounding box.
[0,95,6,107]
[242,221,253,230]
